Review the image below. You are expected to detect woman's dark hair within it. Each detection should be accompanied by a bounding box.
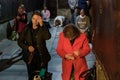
[32,11,42,17]
[63,24,80,39]
[18,4,25,9]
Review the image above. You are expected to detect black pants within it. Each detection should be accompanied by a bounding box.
[26,53,48,80]
[70,9,75,24]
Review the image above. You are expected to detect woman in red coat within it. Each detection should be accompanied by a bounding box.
[56,24,90,80]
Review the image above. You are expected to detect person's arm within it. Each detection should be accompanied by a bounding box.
[68,0,76,9]
[42,25,51,40]
[19,13,28,23]
[46,10,50,19]
[80,36,90,57]
[86,16,90,28]
[73,34,90,58]
[37,15,51,40]
[75,16,80,29]
[56,33,66,58]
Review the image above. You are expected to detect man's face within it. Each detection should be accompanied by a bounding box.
[32,15,42,26]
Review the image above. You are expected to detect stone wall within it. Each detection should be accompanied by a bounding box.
[57,9,71,19]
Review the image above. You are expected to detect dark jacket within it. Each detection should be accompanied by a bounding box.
[18,22,51,64]
[78,0,87,10]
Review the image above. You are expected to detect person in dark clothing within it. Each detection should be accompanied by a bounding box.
[68,0,78,24]
[14,4,27,35]
[78,0,87,10]
[78,0,91,19]
[18,11,51,80]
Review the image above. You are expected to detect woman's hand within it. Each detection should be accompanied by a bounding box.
[28,46,35,53]
[16,16,20,20]
[37,16,43,27]
[65,54,75,60]
[74,51,80,57]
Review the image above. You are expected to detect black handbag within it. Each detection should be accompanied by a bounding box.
[80,65,96,80]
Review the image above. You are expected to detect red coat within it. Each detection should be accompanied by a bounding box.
[56,32,90,80]
[56,32,90,59]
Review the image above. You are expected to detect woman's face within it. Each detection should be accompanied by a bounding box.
[18,6,24,13]
[32,14,42,26]
[80,9,85,16]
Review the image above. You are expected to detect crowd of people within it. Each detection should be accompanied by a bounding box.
[13,0,93,80]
